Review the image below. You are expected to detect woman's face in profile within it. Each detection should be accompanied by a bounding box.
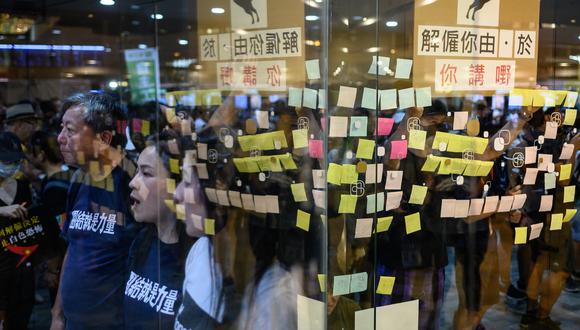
[174,165,206,237]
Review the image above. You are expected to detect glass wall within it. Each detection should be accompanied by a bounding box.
[0,0,578,329]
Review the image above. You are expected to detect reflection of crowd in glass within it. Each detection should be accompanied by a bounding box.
[0,91,578,330]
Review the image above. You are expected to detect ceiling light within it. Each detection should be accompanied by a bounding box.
[52,29,62,35]
[150,13,163,20]
[305,15,319,21]
[138,44,147,49]
[178,39,188,45]
[211,7,225,14]
[108,81,118,89]
[385,21,398,27]
[99,0,115,6]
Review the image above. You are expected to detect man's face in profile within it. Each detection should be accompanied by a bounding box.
[57,105,97,166]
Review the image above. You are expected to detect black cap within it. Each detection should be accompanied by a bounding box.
[0,132,24,162]
[6,103,38,122]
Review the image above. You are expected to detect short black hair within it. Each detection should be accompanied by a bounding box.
[62,92,127,148]
[31,130,63,164]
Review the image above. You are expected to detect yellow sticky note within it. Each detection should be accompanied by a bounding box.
[89,161,99,175]
[204,218,215,235]
[169,158,180,174]
[291,183,308,202]
[563,109,577,126]
[475,161,493,177]
[141,120,150,135]
[376,216,393,233]
[409,185,428,205]
[376,276,396,295]
[564,209,578,222]
[338,194,357,214]
[405,212,421,234]
[421,155,441,172]
[165,107,177,123]
[164,199,176,212]
[550,213,563,231]
[327,163,342,185]
[292,129,309,149]
[356,139,375,160]
[514,227,527,244]
[166,178,176,193]
[296,209,311,231]
[563,185,575,204]
[408,129,426,150]
[450,158,468,175]
[341,164,358,184]
[559,164,572,181]
[176,203,185,220]
[279,153,298,170]
[317,274,326,292]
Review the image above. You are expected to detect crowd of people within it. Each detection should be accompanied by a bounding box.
[0,90,578,330]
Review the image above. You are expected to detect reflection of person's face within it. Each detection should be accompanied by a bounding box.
[129,146,172,224]
[14,119,38,143]
[57,106,96,166]
[174,165,206,237]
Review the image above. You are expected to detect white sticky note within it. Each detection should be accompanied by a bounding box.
[305,59,321,80]
[529,223,544,240]
[312,189,326,209]
[318,89,327,109]
[256,111,269,129]
[398,88,415,109]
[525,146,537,165]
[454,199,470,218]
[197,143,208,160]
[228,191,242,208]
[337,86,357,108]
[440,199,456,218]
[544,121,557,139]
[538,195,553,212]
[415,87,432,108]
[385,171,403,190]
[195,163,209,179]
[297,295,325,330]
[394,58,413,79]
[497,196,514,212]
[453,111,469,130]
[355,300,419,330]
[361,87,377,110]
[385,191,403,211]
[266,195,280,214]
[254,195,268,213]
[511,194,527,210]
[366,192,385,213]
[329,116,349,137]
[544,173,556,190]
[350,272,368,293]
[482,195,499,213]
[365,163,384,184]
[355,218,374,238]
[303,88,318,109]
[559,143,574,160]
[379,89,397,110]
[468,198,485,216]
[216,190,230,206]
[312,170,326,189]
[537,154,552,171]
[523,168,539,185]
[288,87,303,107]
[241,193,255,211]
[368,56,390,75]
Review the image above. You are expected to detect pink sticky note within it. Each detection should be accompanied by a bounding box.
[132,118,142,133]
[377,118,394,136]
[309,140,324,159]
[390,140,408,160]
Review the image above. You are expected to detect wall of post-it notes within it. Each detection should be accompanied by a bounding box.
[291,183,308,202]
[338,194,357,213]
[303,88,318,109]
[309,140,324,159]
[390,140,408,160]
[394,58,413,79]
[332,275,351,296]
[377,216,393,233]
[166,178,176,193]
[329,116,349,137]
[550,213,563,231]
[350,116,368,137]
[398,88,415,109]
[514,227,527,244]
[385,171,403,190]
[405,212,421,234]
[305,59,321,80]
[385,191,403,211]
[564,209,578,222]
[539,195,553,212]
[204,218,215,235]
[296,209,311,231]
[337,86,357,108]
[366,192,384,214]
[380,89,397,110]
[408,129,426,150]
[564,185,575,203]
[377,117,395,136]
[415,87,432,108]
[368,56,390,75]
[563,109,577,126]
[409,185,428,205]
[292,129,309,149]
[327,163,342,185]
[355,218,373,238]
[453,111,469,130]
[356,139,375,160]
[559,164,572,181]
[361,87,377,110]
[350,272,368,293]
[376,276,396,295]
[288,87,303,107]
